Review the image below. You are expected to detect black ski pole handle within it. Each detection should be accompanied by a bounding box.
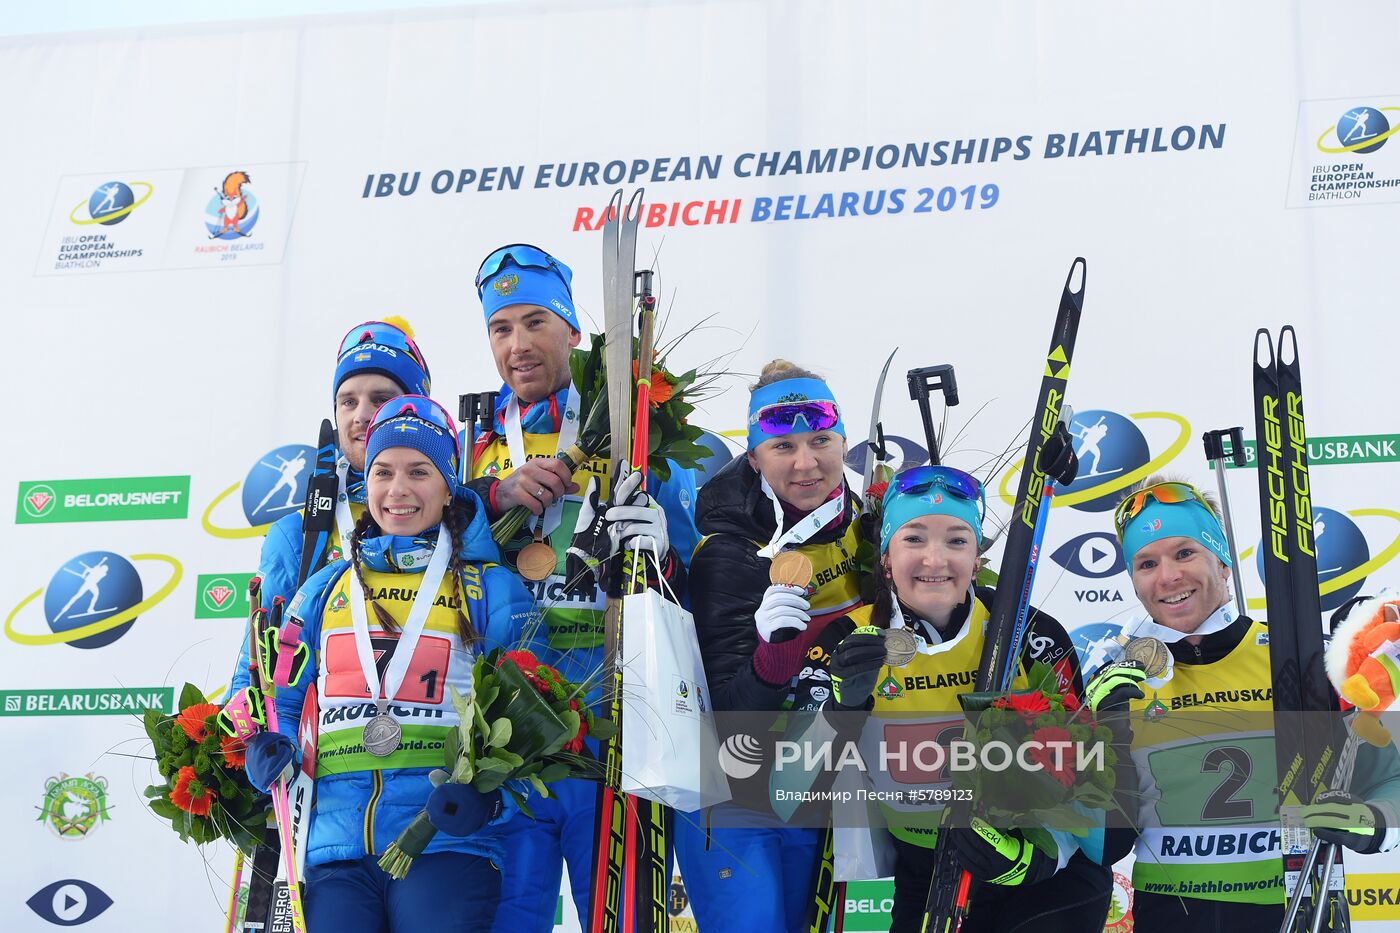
[1202,427,1247,467]
[906,364,959,465]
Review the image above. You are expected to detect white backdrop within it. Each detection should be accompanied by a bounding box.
[4,1,1400,929]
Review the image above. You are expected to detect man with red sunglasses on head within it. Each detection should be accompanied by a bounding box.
[467,243,699,933]
[227,316,433,696]
[1088,474,1400,932]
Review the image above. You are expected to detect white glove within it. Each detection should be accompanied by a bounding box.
[755,584,810,644]
[606,468,669,558]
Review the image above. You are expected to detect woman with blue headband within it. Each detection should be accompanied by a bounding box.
[791,464,1115,932]
[675,359,872,932]
[1098,475,1400,933]
[241,395,533,931]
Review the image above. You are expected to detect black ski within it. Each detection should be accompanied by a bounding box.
[1255,327,1349,931]
[921,258,1086,932]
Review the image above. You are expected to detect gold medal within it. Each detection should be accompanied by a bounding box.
[516,526,557,582]
[769,551,813,590]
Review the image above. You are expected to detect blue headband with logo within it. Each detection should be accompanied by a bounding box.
[879,480,984,553]
[746,377,846,450]
[365,396,460,494]
[476,245,578,331]
[1120,498,1232,571]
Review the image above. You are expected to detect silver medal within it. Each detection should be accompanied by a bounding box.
[363,700,402,757]
[883,627,920,668]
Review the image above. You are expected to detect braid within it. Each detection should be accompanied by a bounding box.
[350,510,401,633]
[442,503,481,646]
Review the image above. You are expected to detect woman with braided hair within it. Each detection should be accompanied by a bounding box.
[243,394,534,931]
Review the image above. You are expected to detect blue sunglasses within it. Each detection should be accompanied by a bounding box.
[889,465,987,521]
[367,395,460,460]
[474,243,573,296]
[337,320,427,368]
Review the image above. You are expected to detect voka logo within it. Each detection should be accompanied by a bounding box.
[5,551,181,650]
[16,476,190,525]
[37,773,111,840]
[1050,532,1126,579]
[1318,106,1400,155]
[70,180,153,227]
[195,573,255,620]
[1248,505,1400,613]
[202,443,315,539]
[204,170,260,239]
[27,879,112,926]
[998,409,1190,514]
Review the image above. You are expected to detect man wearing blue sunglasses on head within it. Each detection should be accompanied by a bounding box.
[468,243,700,933]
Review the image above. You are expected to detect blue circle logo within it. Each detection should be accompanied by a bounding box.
[42,552,143,650]
[1326,107,1395,155]
[241,444,315,526]
[1063,410,1151,512]
[1254,507,1370,612]
[204,171,260,240]
[1069,621,1126,679]
[68,181,153,227]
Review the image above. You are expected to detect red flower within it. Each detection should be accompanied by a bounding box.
[499,650,540,676]
[170,766,216,816]
[1004,692,1051,723]
[177,703,221,742]
[220,733,247,768]
[1061,692,1081,713]
[1026,727,1076,788]
[866,481,889,503]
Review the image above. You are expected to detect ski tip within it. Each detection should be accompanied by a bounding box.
[1278,325,1299,367]
[625,187,645,220]
[1065,257,1086,295]
[1253,328,1275,369]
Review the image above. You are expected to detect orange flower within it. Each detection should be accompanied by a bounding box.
[220,733,247,768]
[170,766,216,816]
[177,703,221,742]
[631,361,674,408]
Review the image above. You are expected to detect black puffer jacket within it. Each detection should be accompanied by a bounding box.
[690,454,863,712]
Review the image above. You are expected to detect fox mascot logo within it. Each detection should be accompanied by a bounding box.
[213,171,252,238]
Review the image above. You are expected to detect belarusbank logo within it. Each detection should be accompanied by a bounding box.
[1226,433,1400,469]
[16,476,190,524]
[1,687,175,717]
[195,573,255,620]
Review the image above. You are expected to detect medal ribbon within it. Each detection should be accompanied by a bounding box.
[755,476,845,559]
[1123,600,1239,645]
[502,383,580,538]
[346,523,452,707]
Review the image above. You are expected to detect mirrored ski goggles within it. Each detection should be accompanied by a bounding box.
[1113,482,1212,537]
[891,465,986,519]
[750,400,842,437]
[366,395,461,458]
[337,320,427,367]
[474,243,571,294]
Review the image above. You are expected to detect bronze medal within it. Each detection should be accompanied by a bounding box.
[883,627,919,668]
[1124,636,1171,678]
[769,551,813,590]
[516,527,556,582]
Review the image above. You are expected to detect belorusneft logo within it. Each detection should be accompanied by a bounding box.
[1,687,175,716]
[1288,99,1400,207]
[195,573,255,620]
[16,476,189,524]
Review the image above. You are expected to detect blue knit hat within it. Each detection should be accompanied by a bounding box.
[364,395,460,493]
[333,317,432,402]
[879,466,985,553]
[475,243,578,330]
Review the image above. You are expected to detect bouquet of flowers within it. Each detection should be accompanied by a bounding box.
[141,683,265,852]
[490,333,715,548]
[954,662,1116,838]
[379,649,616,878]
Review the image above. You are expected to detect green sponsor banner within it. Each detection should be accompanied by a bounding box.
[316,723,450,774]
[839,880,895,931]
[1,687,175,716]
[16,475,191,523]
[1226,434,1400,468]
[195,572,256,619]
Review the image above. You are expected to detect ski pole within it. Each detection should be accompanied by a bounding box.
[1202,427,1248,611]
[906,365,958,465]
[458,391,499,484]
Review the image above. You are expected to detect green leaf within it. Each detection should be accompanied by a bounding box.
[588,718,618,741]
[474,770,508,793]
[529,775,549,798]
[539,761,572,784]
[488,717,513,749]
[489,747,526,769]
[149,798,180,820]
[476,756,512,774]
[506,786,533,820]
[178,682,206,711]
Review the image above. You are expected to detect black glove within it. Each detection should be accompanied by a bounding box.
[830,626,887,710]
[949,817,1057,886]
[1301,791,1389,855]
[565,476,612,597]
